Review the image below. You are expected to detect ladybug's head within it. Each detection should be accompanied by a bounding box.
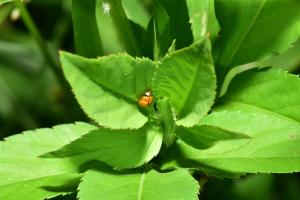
[144,91,152,97]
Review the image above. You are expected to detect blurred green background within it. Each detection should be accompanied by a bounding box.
[0,1,300,199]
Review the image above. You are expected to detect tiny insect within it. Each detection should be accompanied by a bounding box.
[138,91,153,107]
[102,2,111,15]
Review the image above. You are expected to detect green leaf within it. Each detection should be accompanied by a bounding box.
[214,0,300,75]
[60,52,149,129]
[153,38,216,127]
[61,51,155,101]
[95,0,125,54]
[48,123,163,169]
[220,38,300,96]
[0,159,79,188]
[0,123,96,200]
[259,38,300,72]
[0,38,44,72]
[216,68,300,122]
[164,68,300,174]
[0,0,12,6]
[0,3,13,25]
[0,122,97,159]
[72,0,103,57]
[122,0,151,29]
[186,0,219,42]
[158,0,193,49]
[78,169,199,200]
[0,174,81,200]
[153,0,172,60]
[104,0,141,56]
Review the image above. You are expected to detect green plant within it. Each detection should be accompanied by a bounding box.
[1,0,300,199]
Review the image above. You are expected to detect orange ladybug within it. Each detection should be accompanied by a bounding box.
[138,91,153,107]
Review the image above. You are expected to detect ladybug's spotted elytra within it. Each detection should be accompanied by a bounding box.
[138,91,153,107]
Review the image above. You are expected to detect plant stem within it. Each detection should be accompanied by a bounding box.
[156,97,176,147]
[14,0,67,88]
[107,0,141,56]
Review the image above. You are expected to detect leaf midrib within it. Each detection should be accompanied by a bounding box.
[137,172,146,200]
[178,53,203,115]
[82,71,137,103]
[223,0,267,69]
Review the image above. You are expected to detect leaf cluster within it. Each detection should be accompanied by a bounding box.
[1,0,300,199]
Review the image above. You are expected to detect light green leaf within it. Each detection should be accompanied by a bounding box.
[60,52,149,129]
[103,0,141,56]
[0,0,12,6]
[216,68,300,122]
[48,123,163,169]
[0,123,96,200]
[95,0,125,54]
[153,38,216,127]
[164,68,300,174]
[61,52,155,101]
[214,0,300,75]
[0,122,97,159]
[219,62,269,97]
[72,0,103,57]
[0,159,79,188]
[186,0,219,42]
[0,173,81,200]
[122,0,151,29]
[259,38,300,72]
[78,169,199,200]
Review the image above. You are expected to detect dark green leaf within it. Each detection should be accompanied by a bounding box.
[176,125,250,149]
[153,0,172,60]
[72,0,103,57]
[159,0,193,49]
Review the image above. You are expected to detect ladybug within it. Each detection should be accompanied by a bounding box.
[138,91,153,107]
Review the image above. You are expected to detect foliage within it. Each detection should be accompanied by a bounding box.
[1,0,300,199]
